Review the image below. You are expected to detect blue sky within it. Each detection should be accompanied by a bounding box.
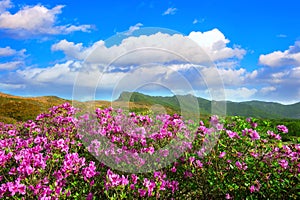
[0,0,300,104]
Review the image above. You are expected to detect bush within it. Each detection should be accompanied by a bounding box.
[0,103,299,199]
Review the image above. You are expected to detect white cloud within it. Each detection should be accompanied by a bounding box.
[0,61,23,70]
[1,28,266,103]
[200,67,257,88]
[51,39,104,61]
[42,29,255,102]
[290,66,300,79]
[188,29,246,60]
[254,41,300,103]
[0,82,25,90]
[246,70,258,79]
[0,0,12,13]
[270,71,289,83]
[52,29,246,67]
[0,46,26,57]
[17,61,75,84]
[124,23,143,36]
[259,41,300,67]
[162,7,177,15]
[0,2,92,37]
[260,86,276,94]
[215,61,239,68]
[201,87,257,102]
[0,46,16,56]
[224,87,257,101]
[51,39,86,60]
[192,18,204,24]
[11,59,261,103]
[62,24,92,33]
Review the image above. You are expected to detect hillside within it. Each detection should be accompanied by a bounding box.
[116,91,300,119]
[0,92,72,123]
[239,100,300,119]
[0,92,167,123]
[1,91,300,124]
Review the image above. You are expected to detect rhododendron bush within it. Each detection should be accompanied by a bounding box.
[0,103,299,199]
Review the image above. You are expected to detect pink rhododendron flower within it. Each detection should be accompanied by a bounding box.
[235,161,248,170]
[278,159,289,169]
[82,161,96,179]
[131,174,138,184]
[249,130,260,140]
[189,156,195,164]
[171,166,177,172]
[249,185,256,193]
[195,160,203,168]
[225,193,232,199]
[277,125,288,133]
[219,152,226,158]
[226,130,239,139]
[138,189,146,197]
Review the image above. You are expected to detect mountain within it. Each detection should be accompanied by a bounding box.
[116,91,300,119]
[1,91,300,124]
[116,91,211,118]
[239,101,300,119]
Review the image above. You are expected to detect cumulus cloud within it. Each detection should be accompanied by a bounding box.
[11,58,260,103]
[162,7,177,15]
[2,28,265,103]
[259,41,300,67]
[21,61,77,84]
[253,40,300,103]
[51,40,86,60]
[52,29,246,67]
[0,2,92,37]
[39,28,256,101]
[188,29,246,61]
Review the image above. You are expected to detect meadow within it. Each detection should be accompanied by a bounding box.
[0,102,299,199]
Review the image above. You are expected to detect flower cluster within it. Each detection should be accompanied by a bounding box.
[0,103,299,199]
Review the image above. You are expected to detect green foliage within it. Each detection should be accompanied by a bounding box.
[0,103,299,199]
[116,91,300,119]
[270,118,300,140]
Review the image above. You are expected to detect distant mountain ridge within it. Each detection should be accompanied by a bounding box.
[0,91,299,124]
[116,91,300,119]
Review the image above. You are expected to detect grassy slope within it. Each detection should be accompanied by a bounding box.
[1,91,300,124]
[0,92,71,123]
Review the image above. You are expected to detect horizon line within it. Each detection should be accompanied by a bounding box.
[1,90,299,106]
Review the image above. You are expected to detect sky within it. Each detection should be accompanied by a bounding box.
[0,0,300,104]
